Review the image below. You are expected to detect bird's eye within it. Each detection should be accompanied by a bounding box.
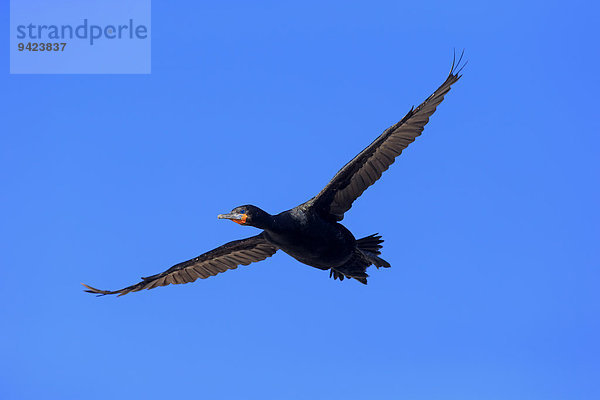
[239,209,245,214]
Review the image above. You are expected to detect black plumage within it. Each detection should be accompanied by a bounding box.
[83,55,464,296]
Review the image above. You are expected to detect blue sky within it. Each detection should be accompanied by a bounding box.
[1,1,599,399]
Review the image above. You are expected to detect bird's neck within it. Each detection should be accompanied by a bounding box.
[260,209,305,234]
[252,211,277,230]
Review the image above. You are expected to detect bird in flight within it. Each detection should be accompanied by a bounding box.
[83,53,465,296]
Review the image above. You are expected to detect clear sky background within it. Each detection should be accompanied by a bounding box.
[1,1,599,399]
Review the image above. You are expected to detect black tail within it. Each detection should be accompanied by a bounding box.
[329,234,391,284]
[356,233,384,255]
[357,233,391,269]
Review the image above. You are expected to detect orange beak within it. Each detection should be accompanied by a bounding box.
[233,214,248,225]
[217,212,248,225]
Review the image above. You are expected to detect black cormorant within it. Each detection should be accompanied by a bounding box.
[83,54,465,296]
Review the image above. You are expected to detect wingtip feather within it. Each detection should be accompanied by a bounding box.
[81,282,115,296]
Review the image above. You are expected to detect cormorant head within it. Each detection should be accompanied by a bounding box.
[217,205,271,229]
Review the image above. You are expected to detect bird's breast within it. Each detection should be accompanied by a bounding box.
[264,212,355,269]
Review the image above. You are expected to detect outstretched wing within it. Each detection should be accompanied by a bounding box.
[82,233,278,296]
[308,56,465,221]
